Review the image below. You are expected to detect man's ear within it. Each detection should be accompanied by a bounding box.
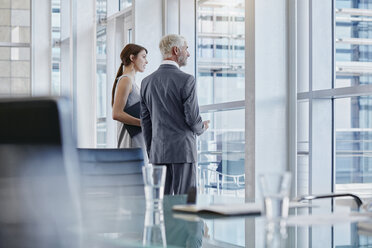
[130,54,134,62]
[172,46,179,56]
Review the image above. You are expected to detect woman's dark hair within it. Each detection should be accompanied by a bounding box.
[111,43,148,106]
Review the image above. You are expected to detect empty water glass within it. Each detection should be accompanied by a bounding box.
[142,165,167,210]
[259,172,292,221]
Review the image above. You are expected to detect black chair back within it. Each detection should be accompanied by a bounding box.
[0,98,81,248]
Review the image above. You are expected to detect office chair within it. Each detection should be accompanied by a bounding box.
[0,97,81,248]
[77,148,145,197]
[77,147,145,235]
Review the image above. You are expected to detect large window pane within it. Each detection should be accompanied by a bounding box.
[198,108,245,195]
[197,0,245,105]
[120,0,132,10]
[0,0,31,96]
[335,1,372,88]
[197,0,245,196]
[335,96,372,195]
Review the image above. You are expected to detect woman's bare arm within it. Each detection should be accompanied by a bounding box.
[112,77,141,126]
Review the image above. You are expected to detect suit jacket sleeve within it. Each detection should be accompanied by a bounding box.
[182,75,204,136]
[140,88,152,156]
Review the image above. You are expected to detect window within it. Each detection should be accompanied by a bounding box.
[196,0,245,196]
[335,0,372,195]
[0,0,31,96]
[96,0,107,148]
[120,0,132,10]
[51,0,61,95]
[296,0,372,199]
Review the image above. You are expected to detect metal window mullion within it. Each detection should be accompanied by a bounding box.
[289,0,298,206]
[71,0,77,138]
[194,0,197,83]
[200,100,245,113]
[309,0,313,200]
[212,71,216,104]
[331,0,335,195]
[0,42,30,47]
[59,0,62,95]
[331,1,335,245]
[308,0,313,246]
[298,84,372,100]
[228,8,232,66]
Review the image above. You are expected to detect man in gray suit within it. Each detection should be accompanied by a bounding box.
[140,34,209,195]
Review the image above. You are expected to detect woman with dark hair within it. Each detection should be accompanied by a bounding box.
[112,43,148,159]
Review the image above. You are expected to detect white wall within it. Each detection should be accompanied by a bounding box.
[107,0,119,17]
[179,0,195,75]
[134,0,163,85]
[166,0,179,35]
[309,0,333,245]
[75,0,96,147]
[245,1,289,246]
[105,17,117,148]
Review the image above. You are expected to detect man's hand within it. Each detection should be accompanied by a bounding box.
[203,120,210,131]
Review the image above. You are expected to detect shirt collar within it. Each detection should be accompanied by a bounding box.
[161,60,180,69]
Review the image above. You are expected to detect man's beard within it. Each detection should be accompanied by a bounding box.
[177,54,187,67]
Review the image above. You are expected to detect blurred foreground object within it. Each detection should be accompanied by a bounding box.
[0,98,81,248]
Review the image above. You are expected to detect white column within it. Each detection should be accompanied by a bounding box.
[31,0,51,96]
[107,0,119,16]
[296,1,310,247]
[310,0,333,245]
[245,0,255,203]
[179,0,195,75]
[288,0,298,200]
[74,0,96,147]
[166,0,179,35]
[245,1,289,245]
[105,17,117,148]
[245,0,289,199]
[297,0,310,197]
[134,0,163,85]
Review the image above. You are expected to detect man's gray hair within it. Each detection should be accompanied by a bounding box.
[159,34,186,59]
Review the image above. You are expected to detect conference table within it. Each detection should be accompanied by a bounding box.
[81,193,372,247]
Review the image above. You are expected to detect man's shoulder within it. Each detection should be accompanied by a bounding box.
[141,69,159,85]
[145,66,194,81]
[161,66,194,81]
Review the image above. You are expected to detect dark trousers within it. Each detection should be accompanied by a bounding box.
[155,163,196,195]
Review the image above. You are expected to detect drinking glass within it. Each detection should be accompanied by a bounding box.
[259,172,292,221]
[142,165,166,210]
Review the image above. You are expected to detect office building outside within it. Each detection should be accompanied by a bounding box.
[335,0,372,195]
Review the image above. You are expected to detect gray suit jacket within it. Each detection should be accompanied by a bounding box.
[140,64,204,163]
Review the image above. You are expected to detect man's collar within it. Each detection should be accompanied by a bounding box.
[161,60,180,69]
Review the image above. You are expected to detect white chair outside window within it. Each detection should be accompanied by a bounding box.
[198,160,245,196]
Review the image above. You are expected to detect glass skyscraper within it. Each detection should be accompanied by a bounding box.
[335,0,372,193]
